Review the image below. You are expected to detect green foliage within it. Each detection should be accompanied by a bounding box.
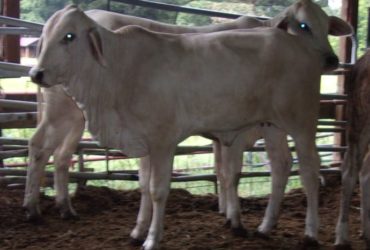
[75,0,108,10]
[21,0,72,23]
[176,1,212,27]
[176,1,254,26]
[253,0,295,17]
[111,2,179,23]
[357,0,369,56]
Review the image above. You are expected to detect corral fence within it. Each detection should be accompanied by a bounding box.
[0,0,357,193]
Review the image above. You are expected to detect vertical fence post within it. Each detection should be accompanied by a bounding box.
[105,148,110,173]
[214,179,218,194]
[78,150,87,188]
[334,0,359,162]
[2,0,20,63]
[367,7,370,48]
[107,0,111,11]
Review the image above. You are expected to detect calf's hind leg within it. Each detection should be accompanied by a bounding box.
[335,147,359,246]
[130,156,153,245]
[361,151,370,247]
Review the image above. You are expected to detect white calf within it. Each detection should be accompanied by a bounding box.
[24,4,292,234]
[29,1,350,249]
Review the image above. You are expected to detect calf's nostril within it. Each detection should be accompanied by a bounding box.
[325,55,339,69]
[29,69,44,84]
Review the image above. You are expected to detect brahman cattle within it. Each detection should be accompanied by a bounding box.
[29,1,351,248]
[24,3,352,240]
[23,9,285,229]
[335,49,370,248]
[23,9,291,237]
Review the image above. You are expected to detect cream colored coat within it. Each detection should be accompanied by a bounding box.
[29,2,352,249]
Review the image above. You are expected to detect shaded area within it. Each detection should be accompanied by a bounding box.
[0,174,365,249]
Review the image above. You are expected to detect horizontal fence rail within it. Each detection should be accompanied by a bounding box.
[0,167,342,186]
[0,137,347,159]
[0,27,40,36]
[0,15,43,31]
[0,62,32,78]
[0,99,37,111]
[112,0,264,19]
[0,112,37,123]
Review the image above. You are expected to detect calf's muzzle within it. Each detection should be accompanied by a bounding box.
[324,53,339,71]
[29,67,45,85]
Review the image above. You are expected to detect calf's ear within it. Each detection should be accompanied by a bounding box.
[36,36,43,56]
[329,16,353,37]
[88,28,107,67]
[275,16,289,31]
[64,4,78,10]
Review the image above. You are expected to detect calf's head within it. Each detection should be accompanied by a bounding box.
[275,0,353,71]
[29,5,106,87]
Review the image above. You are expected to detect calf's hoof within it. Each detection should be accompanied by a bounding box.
[224,220,231,228]
[301,236,319,249]
[218,211,226,217]
[141,239,160,250]
[231,225,248,238]
[224,219,248,237]
[254,230,271,240]
[334,243,352,250]
[60,210,80,220]
[366,239,370,250]
[130,237,145,247]
[25,213,44,224]
[23,207,43,224]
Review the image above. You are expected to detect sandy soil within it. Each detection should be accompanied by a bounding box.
[0,174,365,250]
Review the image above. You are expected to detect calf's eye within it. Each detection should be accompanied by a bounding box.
[62,33,76,43]
[299,22,311,32]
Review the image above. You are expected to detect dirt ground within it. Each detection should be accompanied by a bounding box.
[0,174,366,250]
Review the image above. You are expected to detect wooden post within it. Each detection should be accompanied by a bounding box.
[2,0,20,63]
[77,150,88,188]
[107,0,111,11]
[367,8,370,48]
[334,0,359,162]
[340,0,358,61]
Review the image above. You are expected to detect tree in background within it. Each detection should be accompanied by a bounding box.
[357,0,369,55]
[253,0,296,17]
[108,1,179,24]
[21,0,190,24]
[21,0,69,23]
[20,0,368,52]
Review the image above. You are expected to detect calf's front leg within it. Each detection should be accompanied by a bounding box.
[258,127,292,235]
[53,118,84,219]
[220,137,246,237]
[24,123,58,221]
[141,146,175,250]
[130,156,152,245]
[213,141,227,215]
[294,134,320,244]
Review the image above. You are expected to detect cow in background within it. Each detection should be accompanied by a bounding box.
[336,49,370,248]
